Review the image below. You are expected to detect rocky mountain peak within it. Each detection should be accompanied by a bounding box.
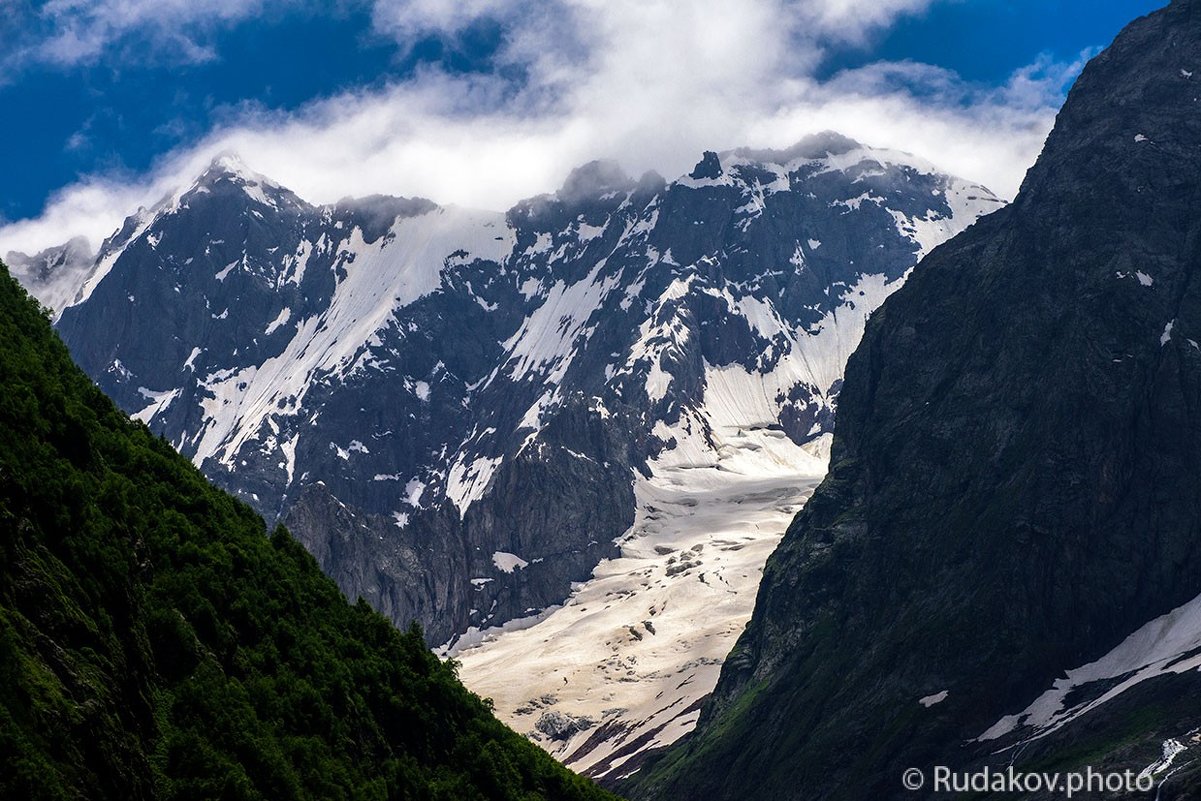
[687,150,723,180]
[558,159,635,204]
[183,152,308,216]
[199,151,264,184]
[734,130,863,165]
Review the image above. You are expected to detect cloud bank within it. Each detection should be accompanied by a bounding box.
[1,0,1082,257]
[7,0,283,69]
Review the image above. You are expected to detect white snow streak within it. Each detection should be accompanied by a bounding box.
[132,386,180,424]
[192,206,512,470]
[977,589,1201,746]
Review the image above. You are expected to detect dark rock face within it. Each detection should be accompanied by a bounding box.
[538,711,596,742]
[628,3,1201,799]
[46,140,997,647]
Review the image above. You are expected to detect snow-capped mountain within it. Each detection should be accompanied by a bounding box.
[28,132,998,666]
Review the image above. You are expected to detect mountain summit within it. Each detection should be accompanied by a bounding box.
[42,134,998,656]
[629,3,1201,799]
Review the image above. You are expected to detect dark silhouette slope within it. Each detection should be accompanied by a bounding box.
[629,2,1201,798]
[0,260,615,800]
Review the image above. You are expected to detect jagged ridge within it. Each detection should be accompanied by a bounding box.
[32,134,999,652]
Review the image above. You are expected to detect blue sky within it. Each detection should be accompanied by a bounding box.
[0,0,1165,255]
[827,0,1162,81]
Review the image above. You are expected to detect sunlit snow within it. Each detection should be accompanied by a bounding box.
[455,402,827,779]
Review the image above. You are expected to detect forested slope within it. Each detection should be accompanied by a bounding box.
[0,260,614,801]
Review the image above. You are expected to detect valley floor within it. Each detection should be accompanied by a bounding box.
[454,425,826,781]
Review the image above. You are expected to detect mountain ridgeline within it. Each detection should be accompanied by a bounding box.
[31,136,999,648]
[0,262,614,799]
[628,1,1201,799]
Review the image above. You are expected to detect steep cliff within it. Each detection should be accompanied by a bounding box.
[630,2,1201,798]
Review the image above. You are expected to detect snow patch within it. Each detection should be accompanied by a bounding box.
[277,434,297,485]
[446,455,503,517]
[493,552,530,573]
[1139,739,1188,783]
[215,260,238,282]
[404,478,426,507]
[133,387,181,424]
[264,307,292,335]
[976,588,1201,746]
[520,277,543,298]
[577,222,605,241]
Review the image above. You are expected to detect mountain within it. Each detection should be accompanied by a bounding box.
[626,2,1201,799]
[5,235,93,315]
[36,135,1000,657]
[0,259,615,800]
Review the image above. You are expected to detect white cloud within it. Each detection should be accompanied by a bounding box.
[790,0,937,42]
[370,0,519,41]
[0,0,1079,258]
[16,0,278,68]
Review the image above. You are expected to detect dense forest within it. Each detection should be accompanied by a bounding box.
[0,260,615,800]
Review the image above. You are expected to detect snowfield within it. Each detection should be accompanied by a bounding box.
[454,422,827,780]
